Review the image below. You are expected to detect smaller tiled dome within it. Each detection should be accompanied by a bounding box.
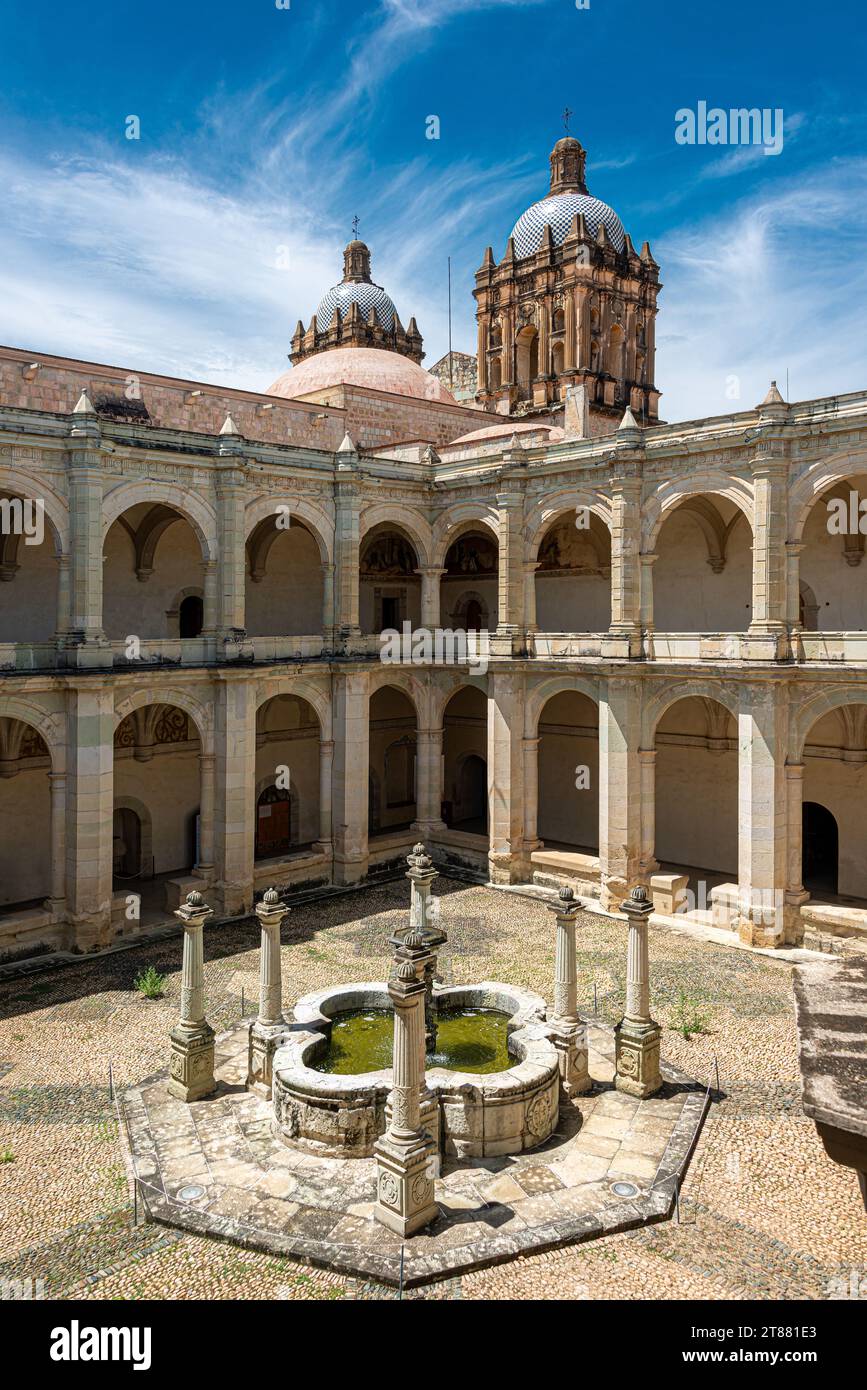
[316,279,396,332]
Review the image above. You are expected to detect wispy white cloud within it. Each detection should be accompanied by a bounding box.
[656,156,867,420]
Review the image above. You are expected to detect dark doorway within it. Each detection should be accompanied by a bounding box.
[465,599,483,632]
[256,785,292,860]
[802,801,839,895]
[381,596,400,630]
[179,595,204,638]
[112,807,142,880]
[453,754,488,833]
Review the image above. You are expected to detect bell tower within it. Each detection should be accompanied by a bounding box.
[473,135,662,430]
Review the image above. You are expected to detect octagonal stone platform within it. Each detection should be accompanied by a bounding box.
[122,1018,709,1287]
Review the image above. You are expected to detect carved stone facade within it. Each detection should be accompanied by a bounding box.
[474,136,662,426]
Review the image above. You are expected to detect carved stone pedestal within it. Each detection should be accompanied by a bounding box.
[373,1130,439,1238]
[613,1016,662,1099]
[552,1021,591,1099]
[615,885,662,1099]
[169,1019,217,1102]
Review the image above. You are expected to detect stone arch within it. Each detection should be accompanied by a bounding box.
[113,687,214,755]
[101,482,218,562]
[641,680,740,748]
[789,449,867,541]
[792,688,867,761]
[525,674,601,737]
[641,475,755,553]
[359,504,432,567]
[367,666,426,717]
[431,672,488,728]
[243,494,333,566]
[0,698,64,772]
[0,471,68,558]
[254,678,331,738]
[432,503,499,568]
[525,493,613,563]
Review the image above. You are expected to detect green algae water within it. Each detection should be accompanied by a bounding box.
[313,1008,511,1076]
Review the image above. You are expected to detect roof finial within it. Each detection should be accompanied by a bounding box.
[563,106,573,135]
[352,214,360,239]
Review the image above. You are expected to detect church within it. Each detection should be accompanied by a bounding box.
[1,132,867,962]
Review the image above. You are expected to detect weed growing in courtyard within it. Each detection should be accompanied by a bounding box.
[134,966,167,1000]
[0,1149,14,1163]
[670,989,711,1040]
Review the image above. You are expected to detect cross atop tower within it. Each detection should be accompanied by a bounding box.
[563,107,573,136]
[352,214,360,239]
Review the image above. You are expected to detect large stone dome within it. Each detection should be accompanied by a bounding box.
[267,346,458,404]
[511,192,626,257]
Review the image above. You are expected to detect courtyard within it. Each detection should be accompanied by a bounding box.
[1,877,864,1301]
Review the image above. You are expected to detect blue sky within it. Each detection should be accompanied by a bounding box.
[1,0,865,421]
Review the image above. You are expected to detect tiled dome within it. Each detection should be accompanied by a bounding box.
[511,192,626,258]
[315,279,397,332]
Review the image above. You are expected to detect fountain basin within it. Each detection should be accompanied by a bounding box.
[272,981,560,1159]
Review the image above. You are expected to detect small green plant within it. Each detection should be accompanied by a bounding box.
[670,988,711,1040]
[134,965,166,1000]
[0,1149,15,1164]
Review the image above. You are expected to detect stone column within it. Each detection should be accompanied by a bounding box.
[418,567,444,630]
[196,753,215,876]
[522,735,542,853]
[523,561,539,634]
[749,454,789,656]
[487,672,525,883]
[54,554,71,647]
[599,677,644,910]
[374,929,439,1238]
[638,749,659,877]
[321,562,335,646]
[614,886,662,1098]
[547,887,590,1098]
[66,681,114,949]
[332,670,369,883]
[247,887,289,1097]
[607,473,642,655]
[215,462,248,642]
[785,762,810,939]
[334,482,362,637]
[47,771,67,915]
[316,738,334,854]
[735,682,787,947]
[639,552,657,652]
[66,412,110,664]
[785,542,803,658]
[412,727,445,839]
[495,492,525,637]
[169,890,216,1102]
[201,560,218,638]
[213,675,256,916]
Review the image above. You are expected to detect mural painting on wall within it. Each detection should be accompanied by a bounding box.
[361,535,417,577]
[537,518,609,576]
[444,535,498,577]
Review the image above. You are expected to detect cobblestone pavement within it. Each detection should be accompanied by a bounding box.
[1,878,865,1301]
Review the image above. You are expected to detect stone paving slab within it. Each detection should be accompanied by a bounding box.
[123,1019,709,1287]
